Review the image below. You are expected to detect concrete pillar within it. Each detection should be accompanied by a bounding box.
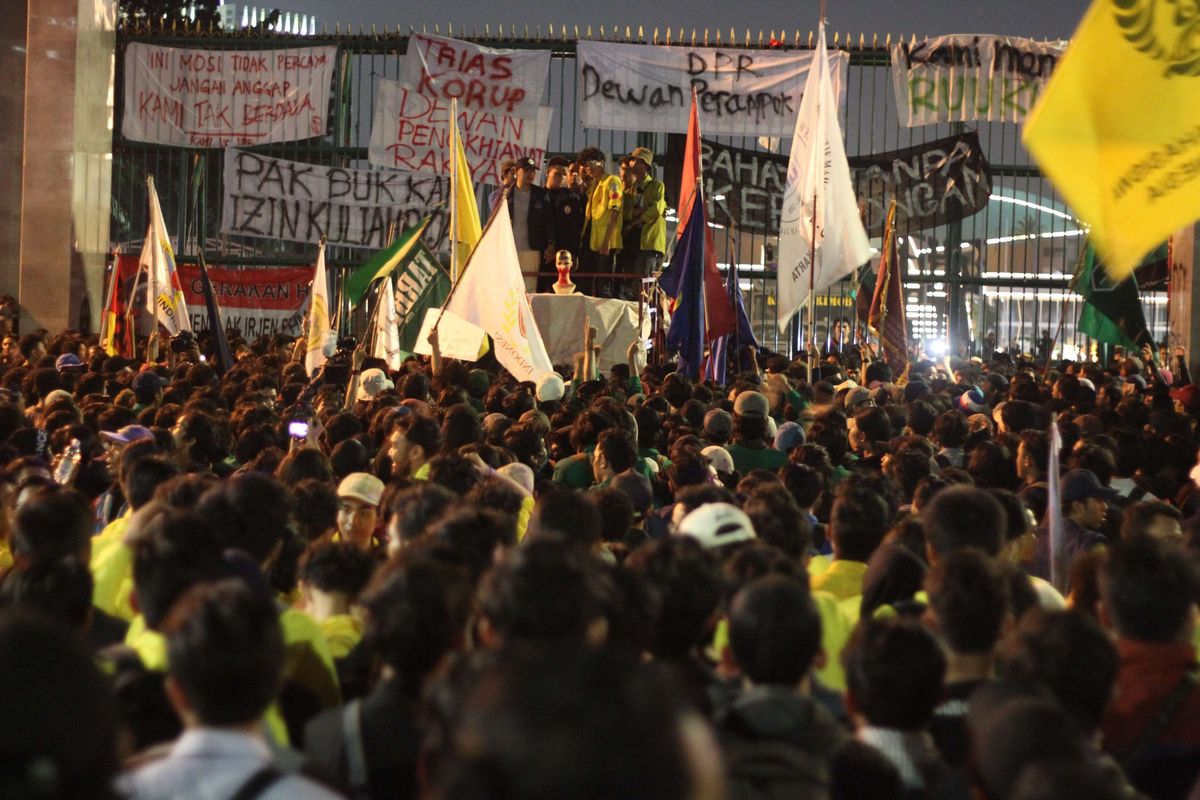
[8,0,115,335]
[0,3,28,307]
[1168,225,1200,382]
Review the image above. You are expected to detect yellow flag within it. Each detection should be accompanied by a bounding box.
[450,112,482,273]
[1023,0,1200,280]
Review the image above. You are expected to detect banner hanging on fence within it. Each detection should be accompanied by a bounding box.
[401,34,549,116]
[890,34,1066,126]
[849,131,993,234]
[576,41,847,136]
[663,131,991,235]
[368,78,554,184]
[220,150,450,250]
[122,43,336,147]
[117,255,316,338]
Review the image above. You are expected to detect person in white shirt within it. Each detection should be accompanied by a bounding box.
[119,580,342,800]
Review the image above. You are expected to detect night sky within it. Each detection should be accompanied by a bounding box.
[272,0,1091,41]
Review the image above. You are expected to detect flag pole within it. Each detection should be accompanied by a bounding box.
[807,187,817,383]
[146,176,158,350]
[449,97,459,283]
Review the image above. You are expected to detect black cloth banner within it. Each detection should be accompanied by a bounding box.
[664,131,991,236]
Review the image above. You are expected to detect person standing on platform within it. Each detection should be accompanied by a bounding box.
[621,147,666,301]
[578,146,623,298]
[544,156,584,292]
[506,157,554,294]
[486,160,518,218]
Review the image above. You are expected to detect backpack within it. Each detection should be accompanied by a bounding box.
[723,738,830,800]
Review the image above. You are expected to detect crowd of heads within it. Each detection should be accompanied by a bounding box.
[0,326,1198,800]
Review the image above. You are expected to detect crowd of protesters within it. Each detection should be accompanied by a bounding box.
[1,324,1199,800]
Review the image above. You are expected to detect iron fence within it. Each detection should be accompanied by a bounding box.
[110,21,1168,359]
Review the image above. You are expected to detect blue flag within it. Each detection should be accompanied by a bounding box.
[705,262,761,383]
[665,199,707,378]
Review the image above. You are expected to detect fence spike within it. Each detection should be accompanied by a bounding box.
[639,25,645,41]
[653,27,659,44]
[447,22,453,35]
[526,24,531,39]
[884,32,890,46]
[808,29,814,47]
[756,30,762,46]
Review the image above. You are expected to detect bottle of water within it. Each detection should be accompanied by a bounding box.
[53,439,83,486]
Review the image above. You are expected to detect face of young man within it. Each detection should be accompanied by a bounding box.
[546,166,566,189]
[337,497,378,550]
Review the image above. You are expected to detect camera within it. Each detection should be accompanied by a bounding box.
[169,330,196,354]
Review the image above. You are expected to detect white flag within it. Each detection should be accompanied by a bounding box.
[445,202,553,383]
[1047,414,1065,592]
[305,242,331,375]
[371,276,403,371]
[140,177,191,336]
[777,22,870,333]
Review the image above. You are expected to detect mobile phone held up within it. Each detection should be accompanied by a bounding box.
[288,421,309,439]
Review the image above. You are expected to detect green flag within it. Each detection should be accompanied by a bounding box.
[1074,244,1152,351]
[344,217,432,309]
[395,241,451,353]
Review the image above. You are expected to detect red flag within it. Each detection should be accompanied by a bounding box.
[867,202,909,372]
[101,255,141,358]
[672,92,734,341]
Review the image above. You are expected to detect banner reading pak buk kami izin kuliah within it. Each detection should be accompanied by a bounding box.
[890,34,1066,126]
[576,41,847,136]
[122,43,336,147]
[220,150,450,251]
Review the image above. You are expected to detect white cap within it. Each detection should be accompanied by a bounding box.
[702,445,735,474]
[356,368,395,402]
[537,372,565,402]
[674,503,756,549]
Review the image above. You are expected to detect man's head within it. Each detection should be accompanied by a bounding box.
[577,146,607,180]
[922,485,1005,562]
[163,580,284,727]
[1119,499,1182,543]
[336,472,384,550]
[627,147,653,179]
[1059,469,1117,530]
[592,428,637,483]
[1100,536,1200,643]
[388,413,441,479]
[843,618,946,731]
[514,156,537,188]
[925,549,1009,655]
[729,575,822,687]
[11,486,92,566]
[829,486,889,562]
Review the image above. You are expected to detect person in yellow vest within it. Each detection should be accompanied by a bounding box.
[620,146,667,301]
[299,543,374,660]
[577,146,623,298]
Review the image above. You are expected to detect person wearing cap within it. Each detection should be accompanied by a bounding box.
[1170,383,1200,416]
[131,370,168,413]
[618,146,666,300]
[505,156,555,293]
[486,158,518,216]
[354,367,394,405]
[726,391,787,474]
[1032,468,1114,587]
[336,472,385,555]
[577,146,623,298]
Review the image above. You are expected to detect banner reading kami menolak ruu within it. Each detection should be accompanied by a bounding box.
[368,78,553,185]
[220,149,450,251]
[122,43,336,147]
[890,34,1066,127]
[576,41,847,136]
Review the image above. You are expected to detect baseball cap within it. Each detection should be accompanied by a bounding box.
[702,409,733,438]
[498,462,535,496]
[958,387,989,414]
[132,371,168,395]
[537,372,565,402]
[702,445,735,475]
[842,386,871,410]
[774,421,805,453]
[337,472,384,507]
[516,156,537,170]
[1171,384,1200,414]
[675,503,756,549]
[100,424,155,445]
[628,147,653,166]
[55,353,83,372]
[1060,469,1120,505]
[733,390,770,419]
[356,368,395,402]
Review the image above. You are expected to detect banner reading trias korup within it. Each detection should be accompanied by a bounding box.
[122,43,336,147]
[401,33,550,116]
[663,131,991,236]
[220,150,450,251]
[577,41,847,136]
[368,78,553,185]
[890,34,1066,126]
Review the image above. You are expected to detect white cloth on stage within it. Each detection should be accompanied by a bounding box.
[529,293,649,372]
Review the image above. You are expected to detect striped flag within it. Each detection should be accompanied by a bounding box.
[141,176,191,336]
[1048,415,1065,592]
